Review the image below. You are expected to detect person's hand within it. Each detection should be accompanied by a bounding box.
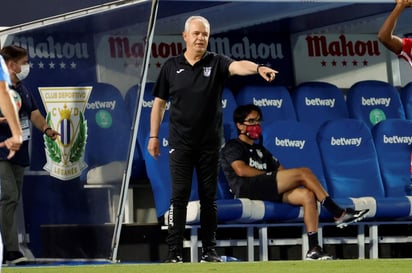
[0,134,23,159]
[147,137,160,159]
[44,127,60,141]
[397,0,412,8]
[257,66,278,82]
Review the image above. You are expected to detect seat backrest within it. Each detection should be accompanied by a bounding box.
[222,87,238,142]
[400,82,412,120]
[84,82,131,169]
[125,82,161,152]
[317,118,385,198]
[292,81,349,130]
[371,119,412,197]
[262,120,328,190]
[346,80,405,129]
[235,85,296,123]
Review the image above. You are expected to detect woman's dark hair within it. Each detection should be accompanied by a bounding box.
[0,45,28,62]
[233,104,263,134]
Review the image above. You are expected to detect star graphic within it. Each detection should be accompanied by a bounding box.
[321,60,327,67]
[363,60,368,66]
[70,61,77,69]
[352,60,358,66]
[38,62,45,69]
[342,60,347,66]
[331,60,337,66]
[59,61,66,69]
[49,61,55,69]
[156,62,162,68]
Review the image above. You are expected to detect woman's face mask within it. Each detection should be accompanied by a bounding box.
[16,64,30,81]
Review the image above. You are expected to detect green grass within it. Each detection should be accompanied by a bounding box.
[3,259,412,273]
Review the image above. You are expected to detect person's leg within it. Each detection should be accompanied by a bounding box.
[277,167,369,228]
[0,162,21,252]
[282,187,332,260]
[282,187,318,233]
[277,168,344,217]
[196,149,221,262]
[166,149,194,262]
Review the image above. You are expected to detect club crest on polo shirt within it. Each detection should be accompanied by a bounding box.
[203,66,211,77]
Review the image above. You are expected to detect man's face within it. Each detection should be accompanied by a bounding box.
[183,19,209,54]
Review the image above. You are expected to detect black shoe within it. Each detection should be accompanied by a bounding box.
[305,245,333,260]
[164,252,183,263]
[5,251,28,264]
[200,248,222,262]
[335,208,369,229]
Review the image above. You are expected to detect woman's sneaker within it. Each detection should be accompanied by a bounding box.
[305,245,333,260]
[335,208,369,229]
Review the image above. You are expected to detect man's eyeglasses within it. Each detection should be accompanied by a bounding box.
[243,118,262,125]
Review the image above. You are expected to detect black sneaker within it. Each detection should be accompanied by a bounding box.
[200,248,222,262]
[305,245,333,260]
[5,251,28,264]
[163,250,183,263]
[335,208,369,229]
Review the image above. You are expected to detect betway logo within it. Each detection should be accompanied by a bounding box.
[384,135,412,145]
[221,99,227,109]
[87,100,116,110]
[275,137,305,149]
[142,99,171,110]
[305,97,335,108]
[331,136,362,146]
[253,97,282,108]
[249,158,267,170]
[12,36,89,59]
[362,97,391,107]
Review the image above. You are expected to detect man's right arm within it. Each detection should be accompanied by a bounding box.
[230,160,266,177]
[378,1,410,54]
[147,97,167,159]
[0,81,23,158]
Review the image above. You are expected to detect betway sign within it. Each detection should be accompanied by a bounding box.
[292,34,387,88]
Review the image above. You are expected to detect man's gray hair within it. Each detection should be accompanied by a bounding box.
[184,16,210,32]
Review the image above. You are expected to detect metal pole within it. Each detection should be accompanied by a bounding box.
[110,0,159,263]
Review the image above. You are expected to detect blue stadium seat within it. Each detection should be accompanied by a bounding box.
[125,82,160,153]
[222,87,238,142]
[235,85,296,123]
[317,118,411,219]
[144,122,199,217]
[292,81,349,130]
[400,82,412,120]
[82,82,132,184]
[346,80,405,129]
[372,119,412,198]
[262,120,328,189]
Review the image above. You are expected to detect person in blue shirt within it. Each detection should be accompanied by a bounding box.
[0,54,23,268]
[0,45,59,264]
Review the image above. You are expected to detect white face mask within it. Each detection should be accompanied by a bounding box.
[16,64,30,81]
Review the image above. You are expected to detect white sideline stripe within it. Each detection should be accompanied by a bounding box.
[350,196,376,218]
